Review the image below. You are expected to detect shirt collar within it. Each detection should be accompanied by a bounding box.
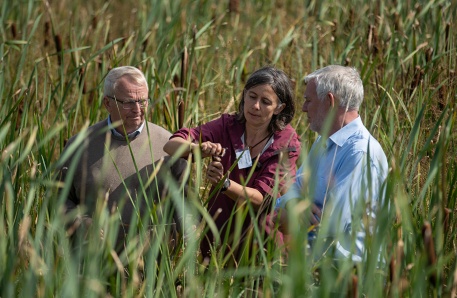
[327,116,363,147]
[107,116,145,138]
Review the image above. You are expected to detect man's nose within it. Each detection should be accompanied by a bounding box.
[302,102,308,112]
[131,101,142,111]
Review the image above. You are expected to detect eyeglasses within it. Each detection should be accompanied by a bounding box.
[107,96,149,109]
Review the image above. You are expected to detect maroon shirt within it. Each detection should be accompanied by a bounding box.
[171,114,301,255]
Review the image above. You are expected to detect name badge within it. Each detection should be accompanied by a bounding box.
[236,149,252,169]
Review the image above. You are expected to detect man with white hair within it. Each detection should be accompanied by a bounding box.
[60,66,185,251]
[272,65,388,261]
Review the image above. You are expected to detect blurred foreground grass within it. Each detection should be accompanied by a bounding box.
[1,0,456,296]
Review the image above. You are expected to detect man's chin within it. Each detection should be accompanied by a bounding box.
[309,124,318,133]
[123,122,143,133]
[129,118,143,125]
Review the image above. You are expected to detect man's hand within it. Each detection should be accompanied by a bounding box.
[309,204,322,226]
[263,211,288,249]
[273,209,290,235]
[67,216,93,236]
[67,217,105,241]
[272,203,322,235]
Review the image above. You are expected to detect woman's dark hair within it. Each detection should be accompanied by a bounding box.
[236,66,295,132]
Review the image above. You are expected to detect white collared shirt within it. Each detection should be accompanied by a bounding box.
[107,116,145,138]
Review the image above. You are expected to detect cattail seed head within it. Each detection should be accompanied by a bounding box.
[349,274,358,298]
[229,0,239,13]
[54,34,63,65]
[393,12,403,34]
[78,67,87,94]
[422,221,437,285]
[443,207,451,236]
[11,22,17,39]
[91,15,98,29]
[425,47,433,63]
[445,22,450,52]
[181,47,188,88]
[44,21,51,47]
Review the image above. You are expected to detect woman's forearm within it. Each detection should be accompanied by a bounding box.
[163,137,197,158]
[223,180,264,207]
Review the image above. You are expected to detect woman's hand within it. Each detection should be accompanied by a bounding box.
[199,141,225,158]
[206,156,224,185]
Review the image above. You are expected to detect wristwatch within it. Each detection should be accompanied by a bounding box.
[221,177,231,192]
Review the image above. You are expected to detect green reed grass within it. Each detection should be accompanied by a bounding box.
[1,0,456,296]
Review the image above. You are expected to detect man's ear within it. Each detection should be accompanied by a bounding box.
[327,92,336,108]
[103,96,111,109]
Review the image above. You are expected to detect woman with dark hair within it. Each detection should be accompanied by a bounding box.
[164,66,300,261]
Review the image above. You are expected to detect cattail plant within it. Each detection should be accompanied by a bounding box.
[1,0,457,296]
[78,67,87,94]
[443,207,451,239]
[409,65,424,100]
[44,21,50,47]
[348,274,358,298]
[445,22,450,53]
[228,0,239,13]
[367,24,380,56]
[54,34,63,65]
[10,22,17,39]
[393,11,403,34]
[91,15,98,30]
[425,47,434,64]
[178,46,188,129]
[422,221,437,286]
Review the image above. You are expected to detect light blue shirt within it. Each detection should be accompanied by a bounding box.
[107,116,144,138]
[275,117,388,261]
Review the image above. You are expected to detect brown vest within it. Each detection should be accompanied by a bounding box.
[61,119,175,226]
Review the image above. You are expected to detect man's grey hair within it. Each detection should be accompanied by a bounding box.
[103,66,148,97]
[304,65,364,111]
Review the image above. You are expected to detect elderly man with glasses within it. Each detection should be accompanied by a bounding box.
[59,66,185,252]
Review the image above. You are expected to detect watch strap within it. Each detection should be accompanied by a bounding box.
[221,177,231,192]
